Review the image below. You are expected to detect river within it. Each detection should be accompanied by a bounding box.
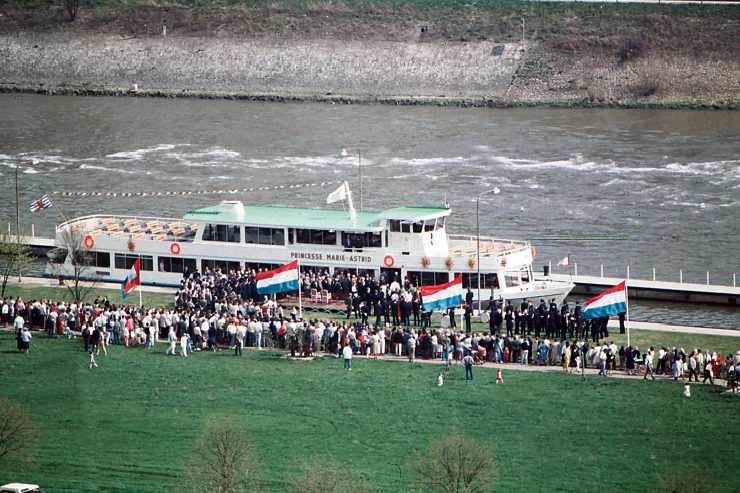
[0,94,738,328]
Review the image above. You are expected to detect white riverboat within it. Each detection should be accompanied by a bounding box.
[47,183,573,305]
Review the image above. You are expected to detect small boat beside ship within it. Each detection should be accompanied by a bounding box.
[47,183,573,305]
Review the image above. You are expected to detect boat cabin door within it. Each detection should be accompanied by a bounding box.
[380,268,401,285]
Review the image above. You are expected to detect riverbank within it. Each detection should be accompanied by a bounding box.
[1,1,738,108]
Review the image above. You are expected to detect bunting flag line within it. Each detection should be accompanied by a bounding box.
[47,181,341,198]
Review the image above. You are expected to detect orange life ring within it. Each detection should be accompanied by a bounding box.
[170,243,181,255]
[501,257,507,267]
[83,235,94,249]
[383,255,395,268]
[531,246,536,258]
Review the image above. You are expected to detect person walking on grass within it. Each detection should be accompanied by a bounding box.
[89,350,98,369]
[463,353,474,380]
[343,343,353,371]
[20,327,32,354]
[644,346,656,380]
[167,327,177,355]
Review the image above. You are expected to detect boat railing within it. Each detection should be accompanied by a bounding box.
[447,234,531,257]
[57,214,197,243]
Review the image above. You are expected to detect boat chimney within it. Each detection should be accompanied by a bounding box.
[219,200,244,220]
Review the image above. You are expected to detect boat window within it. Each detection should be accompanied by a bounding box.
[423,219,436,232]
[244,226,285,246]
[412,222,423,233]
[203,224,240,242]
[89,251,110,268]
[342,232,381,249]
[401,221,412,233]
[201,259,241,274]
[296,229,336,245]
[406,270,449,288]
[245,261,282,273]
[504,273,521,288]
[520,267,531,284]
[158,256,196,273]
[114,254,153,271]
[459,272,499,290]
[390,220,401,232]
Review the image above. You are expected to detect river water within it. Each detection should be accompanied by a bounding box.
[0,94,738,328]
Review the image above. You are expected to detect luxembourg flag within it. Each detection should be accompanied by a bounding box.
[121,257,141,300]
[256,260,299,295]
[420,275,464,312]
[582,281,627,319]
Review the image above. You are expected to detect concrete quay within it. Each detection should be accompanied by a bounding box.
[543,273,739,306]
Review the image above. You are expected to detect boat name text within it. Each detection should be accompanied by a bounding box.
[290,252,372,263]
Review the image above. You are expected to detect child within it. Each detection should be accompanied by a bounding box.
[496,368,503,384]
[437,372,444,387]
[683,383,691,398]
[89,351,98,369]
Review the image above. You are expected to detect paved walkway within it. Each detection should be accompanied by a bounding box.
[303,351,734,387]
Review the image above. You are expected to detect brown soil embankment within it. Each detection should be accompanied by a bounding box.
[0,1,738,108]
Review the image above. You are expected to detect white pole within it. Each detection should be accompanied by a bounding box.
[298,260,303,319]
[32,224,35,239]
[652,267,656,282]
[706,271,709,285]
[624,280,630,347]
[139,256,143,308]
[680,269,683,283]
[600,264,603,277]
[734,273,736,287]
[548,260,552,276]
[627,265,630,279]
[574,263,578,276]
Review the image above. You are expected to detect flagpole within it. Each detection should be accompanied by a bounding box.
[46,193,70,224]
[624,280,630,347]
[569,255,573,282]
[298,260,302,320]
[138,256,143,308]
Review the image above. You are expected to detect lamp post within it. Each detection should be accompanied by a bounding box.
[476,187,500,313]
[340,148,362,211]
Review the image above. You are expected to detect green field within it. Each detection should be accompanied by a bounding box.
[0,332,738,492]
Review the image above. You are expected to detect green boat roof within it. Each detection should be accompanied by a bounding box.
[184,203,450,231]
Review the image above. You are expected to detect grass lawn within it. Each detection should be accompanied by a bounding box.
[0,333,738,492]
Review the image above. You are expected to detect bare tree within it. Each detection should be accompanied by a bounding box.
[291,453,377,493]
[0,398,39,465]
[409,433,497,493]
[64,0,80,21]
[51,227,99,306]
[183,416,259,493]
[0,230,33,298]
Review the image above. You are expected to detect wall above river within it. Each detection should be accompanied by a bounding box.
[0,34,524,100]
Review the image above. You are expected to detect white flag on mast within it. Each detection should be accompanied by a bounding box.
[327,182,349,204]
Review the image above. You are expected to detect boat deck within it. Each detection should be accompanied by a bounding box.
[60,215,199,242]
[447,236,531,257]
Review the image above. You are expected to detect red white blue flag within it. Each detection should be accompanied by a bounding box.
[420,275,463,312]
[121,257,141,300]
[256,260,299,295]
[582,281,627,319]
[29,193,52,213]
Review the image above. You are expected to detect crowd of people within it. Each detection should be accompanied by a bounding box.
[2,265,738,391]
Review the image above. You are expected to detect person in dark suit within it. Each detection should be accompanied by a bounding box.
[448,306,457,329]
[464,304,472,332]
[504,302,514,334]
[465,288,474,308]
